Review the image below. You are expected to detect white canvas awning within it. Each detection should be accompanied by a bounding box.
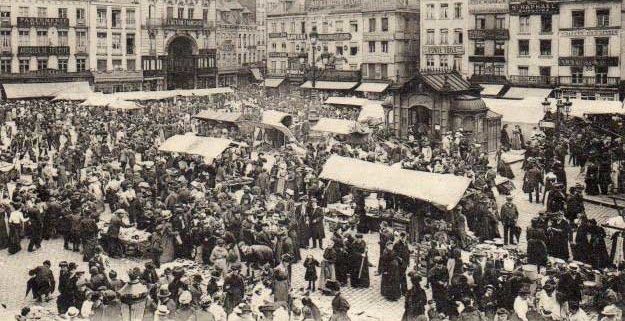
[194,110,242,123]
[79,93,114,107]
[355,82,389,93]
[259,110,296,141]
[112,90,176,101]
[3,81,91,99]
[263,78,285,88]
[555,98,625,118]
[108,99,143,110]
[324,96,372,107]
[357,103,385,124]
[251,68,263,81]
[311,118,370,135]
[320,155,471,210]
[176,87,234,97]
[483,98,545,124]
[300,81,358,90]
[503,87,553,99]
[158,134,233,162]
[480,84,504,96]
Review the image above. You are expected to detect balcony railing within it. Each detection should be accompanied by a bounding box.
[468,29,510,40]
[469,74,508,84]
[559,76,619,87]
[76,45,87,54]
[97,18,107,28]
[163,18,206,29]
[509,75,558,87]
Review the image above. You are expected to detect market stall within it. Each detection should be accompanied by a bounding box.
[310,118,371,144]
[251,110,297,147]
[158,134,234,163]
[194,110,242,135]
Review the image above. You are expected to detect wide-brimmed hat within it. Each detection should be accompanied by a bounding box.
[156,305,170,316]
[66,307,80,317]
[157,284,171,298]
[602,305,620,316]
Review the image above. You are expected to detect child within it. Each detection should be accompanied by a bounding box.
[303,254,320,291]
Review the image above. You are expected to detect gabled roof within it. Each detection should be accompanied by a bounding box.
[418,70,471,93]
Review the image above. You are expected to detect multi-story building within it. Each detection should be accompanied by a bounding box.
[139,0,217,90]
[467,0,510,83]
[0,0,92,84]
[265,0,307,79]
[420,0,468,76]
[89,0,143,92]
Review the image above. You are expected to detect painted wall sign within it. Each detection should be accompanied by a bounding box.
[469,0,508,14]
[17,17,69,28]
[317,33,352,41]
[305,0,362,12]
[558,56,619,67]
[423,45,465,55]
[268,32,287,38]
[18,46,70,56]
[287,34,308,41]
[468,29,510,40]
[268,52,289,58]
[164,18,205,28]
[560,28,619,37]
[509,1,558,15]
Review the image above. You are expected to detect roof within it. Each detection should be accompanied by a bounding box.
[357,103,385,124]
[176,87,234,97]
[487,110,503,119]
[324,96,372,107]
[300,81,358,90]
[454,95,489,112]
[110,88,234,101]
[483,98,545,124]
[194,110,242,123]
[503,87,553,99]
[158,134,233,162]
[419,71,471,92]
[79,93,114,107]
[311,118,370,135]
[263,78,285,88]
[52,91,93,101]
[480,84,504,97]
[319,155,471,210]
[355,82,389,93]
[3,81,91,99]
[108,99,142,111]
[260,110,297,142]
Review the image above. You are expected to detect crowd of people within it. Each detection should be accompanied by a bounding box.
[0,84,624,321]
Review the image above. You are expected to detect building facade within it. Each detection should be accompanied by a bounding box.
[467,0,510,83]
[420,0,469,76]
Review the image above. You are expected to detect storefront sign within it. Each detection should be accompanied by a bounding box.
[560,28,619,37]
[558,56,619,67]
[423,45,465,55]
[17,17,69,28]
[288,52,308,58]
[305,0,362,12]
[220,44,234,52]
[317,33,352,41]
[287,34,307,41]
[509,0,558,15]
[268,32,287,38]
[268,52,288,58]
[164,18,204,29]
[469,0,508,13]
[468,29,509,40]
[287,69,305,76]
[18,46,70,56]
[468,56,506,63]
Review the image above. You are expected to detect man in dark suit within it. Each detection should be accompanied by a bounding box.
[308,198,325,249]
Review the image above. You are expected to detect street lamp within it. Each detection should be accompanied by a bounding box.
[382,95,394,129]
[309,29,318,89]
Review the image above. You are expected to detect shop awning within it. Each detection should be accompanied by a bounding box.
[108,99,143,111]
[52,91,93,101]
[112,90,176,101]
[176,87,235,97]
[79,93,115,107]
[158,134,233,162]
[194,110,242,123]
[483,98,545,124]
[263,78,285,88]
[251,68,264,81]
[3,81,91,99]
[480,84,504,97]
[319,155,471,210]
[311,118,370,135]
[357,103,385,124]
[554,98,625,118]
[324,96,372,107]
[258,110,296,142]
[503,87,553,99]
[355,82,389,93]
[300,81,358,90]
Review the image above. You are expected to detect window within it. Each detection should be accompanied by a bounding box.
[97,32,107,55]
[18,7,28,17]
[76,31,86,49]
[596,9,609,27]
[36,30,48,46]
[58,8,67,18]
[571,67,583,84]
[572,10,584,28]
[381,41,388,53]
[539,66,551,77]
[112,9,121,28]
[439,3,448,19]
[541,15,552,33]
[494,65,505,75]
[349,20,357,32]
[454,3,462,18]
[112,59,122,70]
[97,59,107,71]
[454,29,463,44]
[571,38,584,56]
[97,9,107,27]
[57,30,68,46]
[381,18,388,32]
[381,64,388,79]
[203,9,209,21]
[495,40,505,55]
[519,15,530,33]
[369,18,376,32]
[166,7,173,18]
[518,40,529,56]
[126,34,135,55]
[37,59,47,70]
[37,7,46,18]
[187,8,194,19]
[594,66,608,85]
[426,4,435,19]
[580,92,595,100]
[321,21,327,33]
[495,15,505,29]
[440,56,449,68]
[57,59,68,72]
[335,20,343,32]
[540,39,551,55]
[475,16,486,29]
[596,37,609,56]
[426,55,435,67]
[474,41,484,55]
[0,30,10,49]
[426,29,435,45]
[1,6,10,19]
[474,64,484,75]
[368,64,376,78]
[76,58,86,72]
[126,9,135,26]
[127,59,135,71]
[0,59,10,73]
[177,7,184,19]
[19,59,29,73]
[368,41,376,53]
[518,66,528,76]
[440,29,448,44]
[18,30,28,46]
[350,46,358,55]
[76,8,85,23]
[336,45,343,56]
[453,56,462,71]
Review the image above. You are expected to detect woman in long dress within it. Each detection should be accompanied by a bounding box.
[273,263,290,307]
[0,208,8,250]
[159,220,176,264]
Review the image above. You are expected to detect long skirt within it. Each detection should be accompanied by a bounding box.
[8,223,21,254]
[159,236,175,263]
[318,260,336,289]
[0,215,8,250]
[274,279,289,304]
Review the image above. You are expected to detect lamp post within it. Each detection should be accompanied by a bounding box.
[382,95,394,130]
[309,29,318,89]
[542,96,573,137]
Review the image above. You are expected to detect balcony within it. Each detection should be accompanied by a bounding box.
[468,29,510,40]
[559,76,619,87]
[469,74,508,84]
[96,18,107,29]
[1,18,10,27]
[468,56,506,63]
[362,0,419,12]
[76,18,86,27]
[509,75,558,87]
[76,45,87,54]
[145,18,161,28]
